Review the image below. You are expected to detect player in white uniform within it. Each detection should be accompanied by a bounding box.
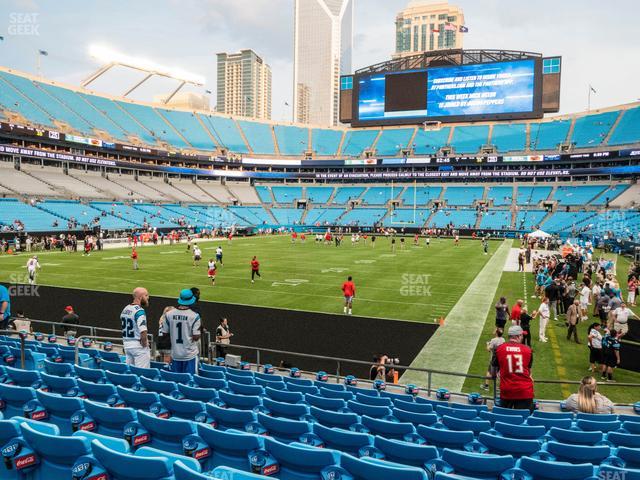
[120,287,151,368]
[26,256,41,285]
[161,289,201,374]
[207,259,217,286]
[193,244,202,267]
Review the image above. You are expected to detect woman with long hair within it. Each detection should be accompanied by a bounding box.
[563,376,613,414]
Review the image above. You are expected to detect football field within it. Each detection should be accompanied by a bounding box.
[0,235,496,323]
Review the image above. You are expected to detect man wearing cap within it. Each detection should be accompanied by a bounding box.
[121,287,151,368]
[161,289,201,374]
[61,305,80,337]
[492,325,535,411]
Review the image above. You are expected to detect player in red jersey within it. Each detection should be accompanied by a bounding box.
[492,325,534,410]
[300,233,306,243]
[291,231,297,243]
[250,256,261,283]
[414,233,419,246]
[131,248,139,270]
[342,276,356,315]
[207,259,217,286]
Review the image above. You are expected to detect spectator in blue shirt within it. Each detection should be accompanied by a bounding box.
[0,285,11,330]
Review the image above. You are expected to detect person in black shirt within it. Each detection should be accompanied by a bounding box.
[519,307,532,347]
[61,306,80,336]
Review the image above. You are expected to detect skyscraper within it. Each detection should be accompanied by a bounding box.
[216,49,272,120]
[293,0,353,126]
[394,0,465,58]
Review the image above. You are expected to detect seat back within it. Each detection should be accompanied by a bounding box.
[139,377,178,394]
[129,366,161,380]
[374,436,438,466]
[192,375,227,390]
[347,400,391,418]
[549,427,603,445]
[227,381,264,396]
[519,456,596,480]
[341,454,429,480]
[416,425,474,450]
[305,394,346,411]
[262,397,308,420]
[177,384,217,402]
[137,410,196,453]
[478,432,541,457]
[265,386,303,404]
[83,400,137,437]
[263,437,338,477]
[219,391,261,410]
[75,365,106,383]
[77,379,116,403]
[394,399,433,414]
[105,371,139,388]
[441,448,514,478]
[40,372,78,395]
[159,394,205,420]
[319,387,353,401]
[196,423,262,471]
[117,386,160,411]
[310,406,359,429]
[43,359,75,377]
[545,441,611,464]
[355,393,393,407]
[256,412,311,443]
[90,439,174,480]
[441,415,491,435]
[312,423,372,456]
[206,404,256,430]
[495,421,546,439]
[35,390,83,434]
[0,383,36,417]
[392,408,438,427]
[361,416,415,440]
[159,370,192,384]
[100,359,130,373]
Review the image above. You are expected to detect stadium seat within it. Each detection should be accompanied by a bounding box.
[341,453,429,480]
[347,400,391,418]
[5,366,41,387]
[77,379,116,403]
[495,421,546,439]
[227,380,264,396]
[40,372,78,395]
[134,446,201,473]
[73,429,130,454]
[517,456,596,480]
[441,415,491,435]
[478,432,541,457]
[89,439,176,480]
[206,404,256,431]
[381,391,416,404]
[105,371,140,389]
[265,386,304,404]
[607,431,640,448]
[441,448,515,478]
[416,425,474,450]
[136,410,196,454]
[255,412,311,443]
[435,406,478,420]
[139,377,178,395]
[255,378,286,390]
[622,421,640,434]
[356,393,393,407]
[316,382,345,392]
[159,394,205,420]
[575,412,617,422]
[544,441,611,464]
[616,447,640,469]
[34,390,83,434]
[532,411,574,419]
[310,406,359,429]
[263,437,341,479]
[195,422,264,471]
[159,370,192,384]
[83,400,137,438]
[116,386,160,411]
[197,369,226,380]
[575,419,621,432]
[43,359,75,377]
[219,391,262,411]
[320,387,354,401]
[311,422,372,455]
[75,365,107,383]
[305,393,346,411]
[192,375,227,390]
[174,462,268,480]
[394,399,433,414]
[374,436,438,467]
[346,385,379,397]
[361,416,415,440]
[492,406,531,418]
[391,408,438,427]
[177,383,217,403]
[0,383,37,418]
[479,411,525,425]
[527,416,573,430]
[226,370,255,382]
[100,359,130,374]
[263,397,309,420]
[129,366,161,380]
[285,383,320,395]
[548,426,603,445]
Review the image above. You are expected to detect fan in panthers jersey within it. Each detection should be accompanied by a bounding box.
[120,287,151,368]
[161,289,202,374]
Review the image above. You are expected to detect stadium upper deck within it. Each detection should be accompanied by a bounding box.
[1,67,640,159]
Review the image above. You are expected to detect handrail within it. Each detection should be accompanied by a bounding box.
[19,317,121,338]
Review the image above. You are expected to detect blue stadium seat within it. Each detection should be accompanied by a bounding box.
[89,439,176,480]
[263,397,308,420]
[34,390,83,434]
[392,408,438,427]
[548,427,603,446]
[361,416,415,440]
[43,359,75,377]
[356,393,393,407]
[255,378,286,390]
[517,456,595,480]
[492,406,530,418]
[544,441,611,465]
[136,410,196,454]
[478,432,541,457]
[5,366,41,387]
[265,386,304,404]
[416,425,474,451]
[105,371,140,389]
[608,431,640,448]
[134,446,201,473]
[617,447,640,469]
[305,394,346,411]
[263,437,340,479]
[196,369,225,380]
[228,381,264,396]
[310,406,359,429]
[177,384,217,403]
[195,423,264,471]
[374,436,438,467]
[320,387,354,401]
[159,370,192,384]
[83,400,137,438]
[441,415,491,435]
[192,375,227,390]
[225,373,255,386]
[159,394,205,421]
[347,401,391,418]
[495,421,546,439]
[532,411,574,420]
[285,383,320,395]
[622,421,640,434]
[139,377,177,395]
[311,422,372,456]
[442,448,515,478]
[381,391,415,404]
[75,365,107,383]
[206,404,255,431]
[219,391,261,411]
[341,454,429,480]
[0,383,37,418]
[40,372,78,395]
[73,430,130,454]
[129,366,161,380]
[435,406,478,420]
[527,416,573,430]
[394,400,433,414]
[20,422,91,480]
[117,386,160,411]
[77,379,116,403]
[175,462,269,480]
[255,412,311,443]
[479,411,524,425]
[316,382,345,392]
[224,368,254,377]
[575,419,621,433]
[100,359,130,374]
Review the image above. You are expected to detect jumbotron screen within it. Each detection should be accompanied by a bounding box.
[353,59,542,126]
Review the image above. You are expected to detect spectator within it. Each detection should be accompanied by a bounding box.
[61,305,80,336]
[519,307,533,347]
[563,376,613,414]
[544,279,561,322]
[612,302,638,338]
[532,297,550,342]
[369,354,395,384]
[566,299,580,344]
[493,325,535,411]
[510,299,523,325]
[481,328,504,391]
[0,283,11,330]
[120,287,150,368]
[161,289,201,374]
[628,276,637,307]
[215,317,233,359]
[587,322,604,373]
[495,297,510,329]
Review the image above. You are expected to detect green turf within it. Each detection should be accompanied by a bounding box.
[0,235,496,323]
[462,244,640,403]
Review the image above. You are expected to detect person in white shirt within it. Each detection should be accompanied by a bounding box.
[26,256,41,285]
[579,282,591,321]
[192,244,202,267]
[120,287,151,368]
[161,289,201,374]
[532,297,550,342]
[592,282,602,316]
[613,302,638,338]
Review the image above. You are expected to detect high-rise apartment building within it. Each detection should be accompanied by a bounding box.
[216,49,272,120]
[394,0,465,58]
[293,0,353,126]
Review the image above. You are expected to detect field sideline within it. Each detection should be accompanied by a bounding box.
[0,235,497,323]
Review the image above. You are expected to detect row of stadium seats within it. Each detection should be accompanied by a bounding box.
[2,69,640,156]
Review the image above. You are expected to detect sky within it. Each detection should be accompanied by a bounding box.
[1,0,639,124]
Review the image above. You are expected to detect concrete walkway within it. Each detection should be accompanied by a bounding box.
[402,240,511,392]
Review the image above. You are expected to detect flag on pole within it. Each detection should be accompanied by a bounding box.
[589,85,597,94]
[459,25,469,33]
[444,23,457,31]
[38,50,48,56]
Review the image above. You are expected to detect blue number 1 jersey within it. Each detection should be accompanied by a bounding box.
[120,304,148,347]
